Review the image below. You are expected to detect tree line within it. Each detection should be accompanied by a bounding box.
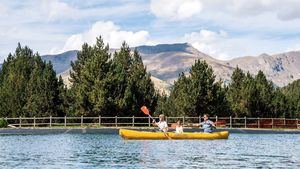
[156,62,299,118]
[0,37,299,118]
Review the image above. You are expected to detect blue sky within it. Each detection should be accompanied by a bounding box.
[1,0,300,63]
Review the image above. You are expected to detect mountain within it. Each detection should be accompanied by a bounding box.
[138,43,300,87]
[226,52,300,86]
[1,43,299,91]
[40,43,300,88]
[0,50,77,73]
[42,50,78,74]
[137,43,234,84]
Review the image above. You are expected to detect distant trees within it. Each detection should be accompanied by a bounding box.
[282,79,300,117]
[156,60,231,117]
[0,44,66,117]
[226,67,299,118]
[156,63,299,118]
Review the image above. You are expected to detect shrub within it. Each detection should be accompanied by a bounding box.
[0,118,8,128]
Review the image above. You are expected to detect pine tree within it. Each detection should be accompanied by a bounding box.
[282,79,300,118]
[57,76,68,116]
[107,42,132,116]
[165,60,230,117]
[168,73,194,117]
[226,67,246,117]
[272,88,288,118]
[127,49,157,116]
[0,44,64,117]
[107,43,157,116]
[251,70,274,117]
[155,94,170,116]
[25,61,61,117]
[70,36,111,116]
[69,38,157,117]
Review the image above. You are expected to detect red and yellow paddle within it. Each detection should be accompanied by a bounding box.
[141,106,153,120]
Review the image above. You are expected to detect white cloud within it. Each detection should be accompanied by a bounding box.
[204,0,300,21]
[0,1,150,62]
[2,0,300,62]
[60,21,151,52]
[150,0,300,22]
[42,0,78,21]
[150,0,202,20]
[182,29,231,59]
[182,29,299,60]
[0,3,7,15]
[0,0,79,23]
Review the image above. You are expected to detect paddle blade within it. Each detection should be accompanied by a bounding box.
[141,106,150,115]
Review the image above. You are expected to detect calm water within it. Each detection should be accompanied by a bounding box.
[0,133,299,168]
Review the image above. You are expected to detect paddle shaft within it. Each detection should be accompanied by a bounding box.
[148,114,154,120]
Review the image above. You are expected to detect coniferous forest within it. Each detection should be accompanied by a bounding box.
[0,37,299,118]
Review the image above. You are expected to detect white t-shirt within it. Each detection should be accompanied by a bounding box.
[175,126,183,133]
[157,121,168,131]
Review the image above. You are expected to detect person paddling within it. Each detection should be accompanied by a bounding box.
[199,114,216,133]
[152,114,168,132]
[140,107,171,139]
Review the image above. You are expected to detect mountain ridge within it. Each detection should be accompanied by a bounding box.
[1,43,299,90]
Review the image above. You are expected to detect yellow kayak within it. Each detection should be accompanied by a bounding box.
[119,129,229,140]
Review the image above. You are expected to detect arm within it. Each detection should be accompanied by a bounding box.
[211,121,216,127]
[184,123,200,127]
[198,122,204,127]
[152,120,158,126]
[209,121,216,128]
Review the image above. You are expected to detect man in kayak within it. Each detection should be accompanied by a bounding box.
[152,114,168,132]
[199,114,216,133]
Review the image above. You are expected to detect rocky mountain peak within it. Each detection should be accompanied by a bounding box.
[2,43,299,90]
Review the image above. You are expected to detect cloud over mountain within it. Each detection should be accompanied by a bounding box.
[60,21,151,53]
[1,0,300,63]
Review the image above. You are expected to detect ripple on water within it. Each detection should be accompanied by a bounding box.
[0,133,299,168]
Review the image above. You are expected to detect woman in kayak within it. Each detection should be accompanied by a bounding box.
[152,114,168,132]
[175,120,183,133]
[199,114,216,133]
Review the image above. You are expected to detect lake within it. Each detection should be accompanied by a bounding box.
[0,133,299,168]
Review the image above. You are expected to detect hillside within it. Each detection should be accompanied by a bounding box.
[42,50,78,74]
[41,43,300,88]
[2,43,299,89]
[228,51,300,86]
